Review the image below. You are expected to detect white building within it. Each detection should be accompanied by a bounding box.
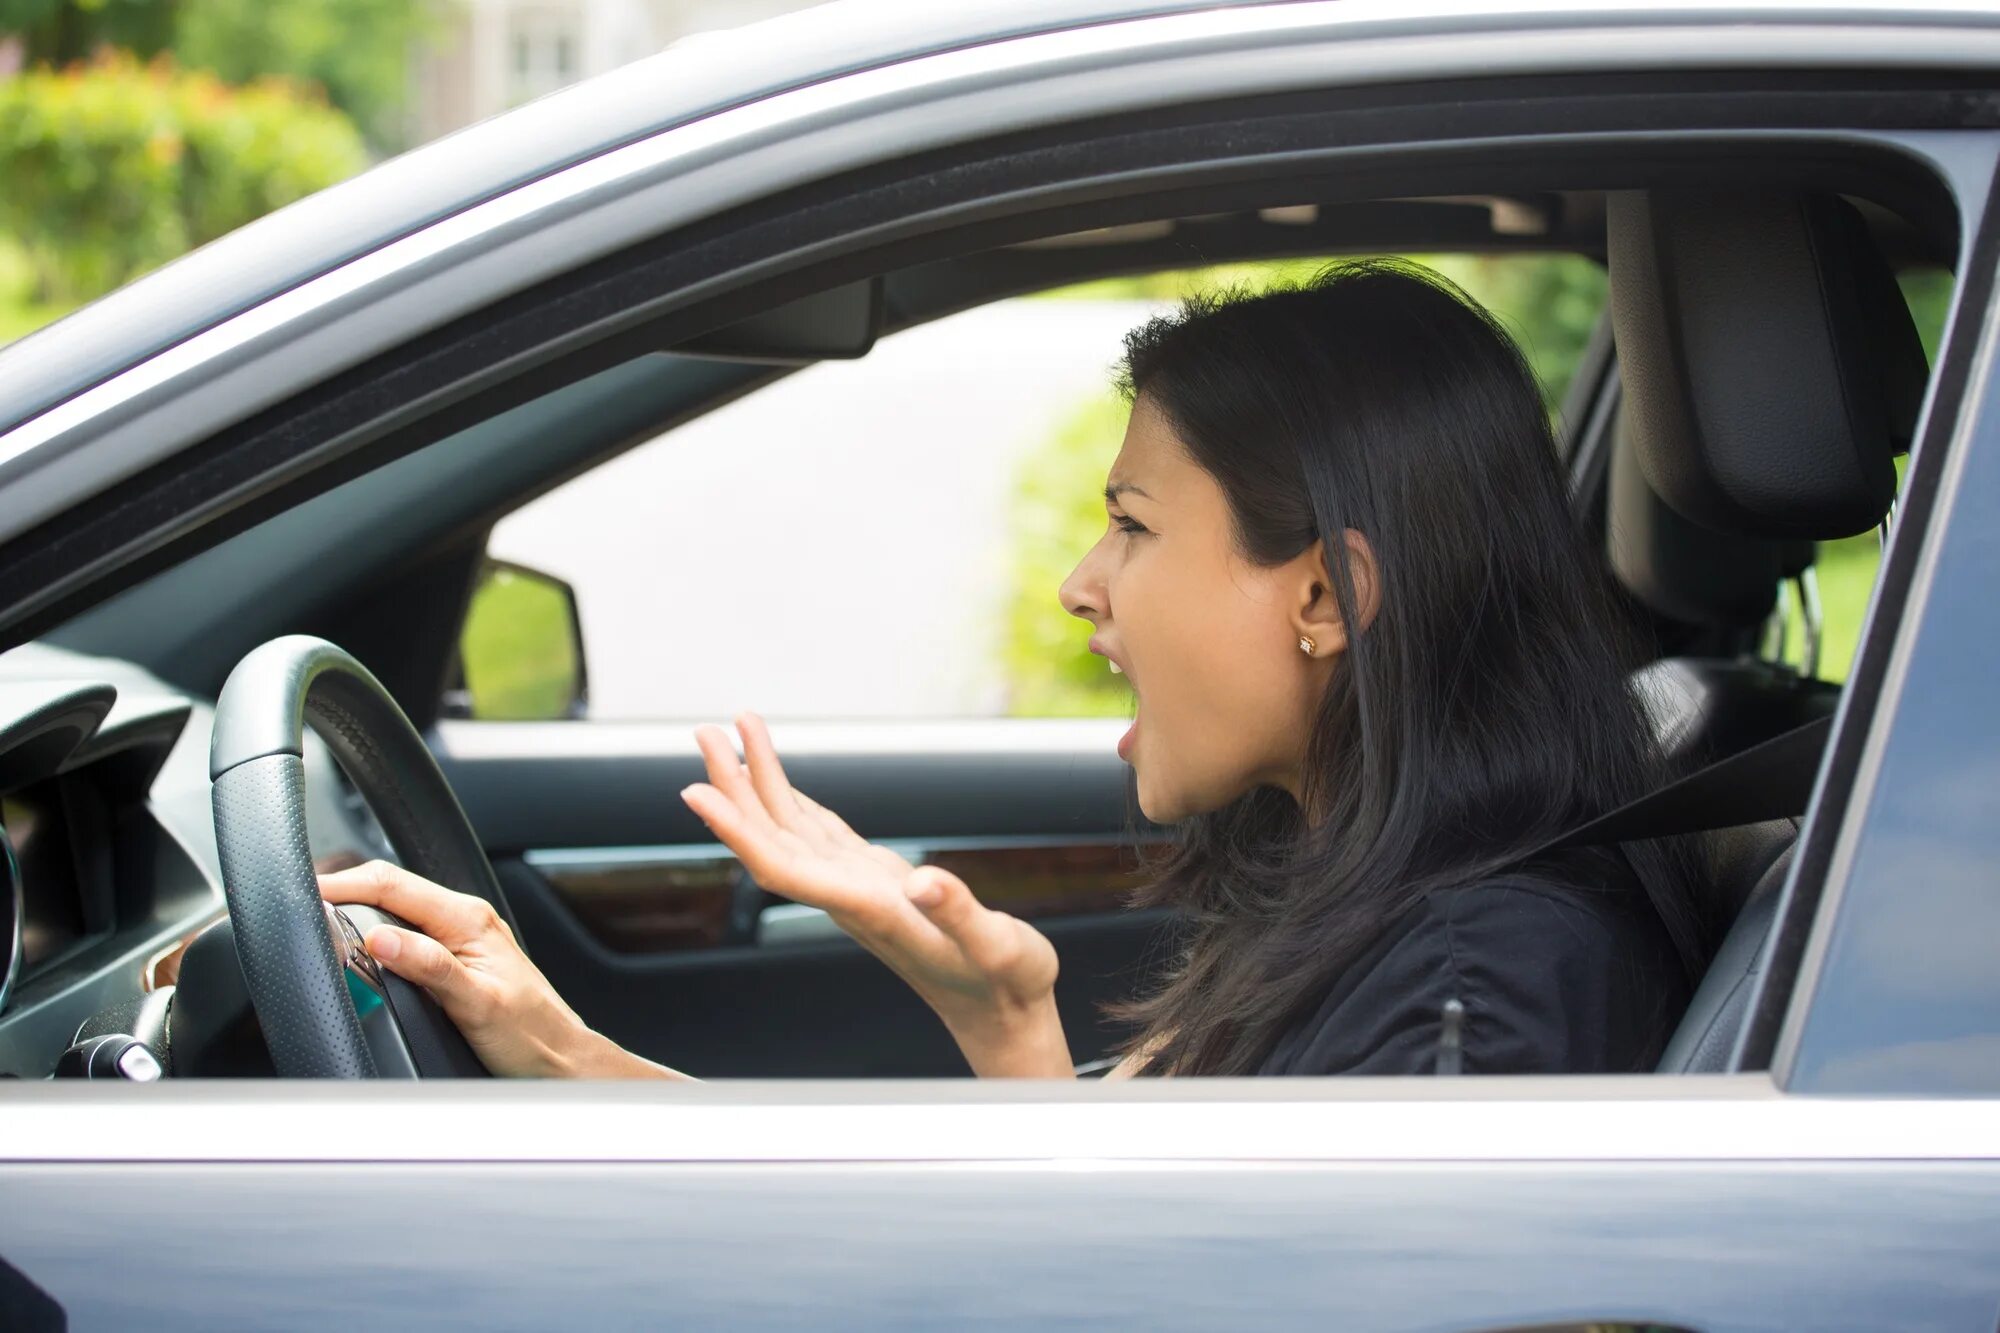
[410,0,822,144]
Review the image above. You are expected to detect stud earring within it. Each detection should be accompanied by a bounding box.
[1298,635,1315,656]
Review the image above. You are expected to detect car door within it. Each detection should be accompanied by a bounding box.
[4,6,2000,1332]
[8,138,2000,1332]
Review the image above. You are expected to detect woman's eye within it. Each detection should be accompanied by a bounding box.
[1111,514,1149,536]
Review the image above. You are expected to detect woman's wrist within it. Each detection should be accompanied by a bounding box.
[558,1027,695,1080]
[939,991,1074,1078]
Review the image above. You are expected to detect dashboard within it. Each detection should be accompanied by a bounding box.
[0,643,375,1078]
[8,779,109,974]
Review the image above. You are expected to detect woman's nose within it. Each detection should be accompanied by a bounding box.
[1059,540,1107,624]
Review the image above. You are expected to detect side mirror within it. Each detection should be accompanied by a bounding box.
[444,560,588,720]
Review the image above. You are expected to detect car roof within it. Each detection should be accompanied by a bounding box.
[2,0,1994,437]
[0,0,1302,435]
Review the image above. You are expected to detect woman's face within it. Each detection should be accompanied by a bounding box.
[1058,395,1355,823]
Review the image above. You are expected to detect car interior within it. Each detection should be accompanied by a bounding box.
[0,132,1958,1082]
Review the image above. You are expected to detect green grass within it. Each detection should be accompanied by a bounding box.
[459,566,580,720]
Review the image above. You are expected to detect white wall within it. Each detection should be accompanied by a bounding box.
[488,299,1164,720]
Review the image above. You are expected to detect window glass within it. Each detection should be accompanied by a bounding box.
[480,255,1609,721]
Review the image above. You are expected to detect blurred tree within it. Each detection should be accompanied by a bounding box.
[0,53,367,303]
[2,0,176,67]
[1001,392,1135,718]
[175,0,447,151]
[0,0,444,150]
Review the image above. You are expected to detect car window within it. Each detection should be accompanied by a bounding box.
[464,254,1608,722]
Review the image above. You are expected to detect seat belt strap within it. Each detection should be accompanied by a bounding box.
[1533,714,1833,856]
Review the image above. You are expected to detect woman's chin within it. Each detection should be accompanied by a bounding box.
[1132,768,1179,825]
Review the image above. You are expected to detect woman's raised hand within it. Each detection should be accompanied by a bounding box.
[679,713,1072,1077]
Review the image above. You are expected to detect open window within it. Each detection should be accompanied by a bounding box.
[417,171,1958,1082]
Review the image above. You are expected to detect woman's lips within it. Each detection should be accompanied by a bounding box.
[1087,638,1138,760]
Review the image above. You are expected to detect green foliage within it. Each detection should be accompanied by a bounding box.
[1423,253,1608,411]
[1,0,176,66]
[460,566,583,721]
[173,0,449,150]
[0,236,75,340]
[1792,532,1881,683]
[0,52,367,305]
[3,0,444,150]
[1002,393,1136,718]
[1899,267,1953,363]
[1003,254,1611,717]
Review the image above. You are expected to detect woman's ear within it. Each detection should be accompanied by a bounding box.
[1294,530,1380,658]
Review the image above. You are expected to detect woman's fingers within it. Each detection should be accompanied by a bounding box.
[692,723,796,842]
[905,866,988,944]
[679,781,773,873]
[362,924,486,1018]
[736,712,818,839]
[319,861,493,946]
[680,781,841,912]
[904,867,1054,993]
[681,715,924,926]
[793,789,869,851]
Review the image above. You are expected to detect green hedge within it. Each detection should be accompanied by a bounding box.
[0,52,366,306]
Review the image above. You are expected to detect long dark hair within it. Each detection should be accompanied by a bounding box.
[1113,259,1707,1076]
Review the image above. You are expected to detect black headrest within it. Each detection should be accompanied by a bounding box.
[1606,410,1810,628]
[1608,191,1930,540]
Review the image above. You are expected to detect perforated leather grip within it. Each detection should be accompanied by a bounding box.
[210,635,516,932]
[211,754,375,1077]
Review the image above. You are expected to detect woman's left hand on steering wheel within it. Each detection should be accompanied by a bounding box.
[318,862,673,1079]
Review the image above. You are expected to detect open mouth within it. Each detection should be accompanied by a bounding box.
[1110,659,1139,762]
[1089,638,1139,762]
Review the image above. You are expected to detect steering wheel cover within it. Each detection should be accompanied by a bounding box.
[210,636,510,1078]
[210,753,375,1076]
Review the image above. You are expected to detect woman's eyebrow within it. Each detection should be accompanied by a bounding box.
[1105,482,1154,503]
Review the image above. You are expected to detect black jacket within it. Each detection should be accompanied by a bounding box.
[1258,851,1691,1076]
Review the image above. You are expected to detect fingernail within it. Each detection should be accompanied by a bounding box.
[365,928,402,963]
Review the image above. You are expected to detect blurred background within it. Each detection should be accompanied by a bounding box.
[0,1,1948,722]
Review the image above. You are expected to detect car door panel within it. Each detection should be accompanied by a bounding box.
[435,721,1172,1075]
[5,1153,1999,1330]
[503,860,1173,1076]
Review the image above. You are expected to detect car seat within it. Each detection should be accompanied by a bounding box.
[1603,188,1930,1072]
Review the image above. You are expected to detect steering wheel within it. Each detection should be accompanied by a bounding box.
[208,635,509,1078]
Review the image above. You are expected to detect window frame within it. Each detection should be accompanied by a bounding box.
[0,9,1993,1129]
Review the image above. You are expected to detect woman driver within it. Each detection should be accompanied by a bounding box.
[319,261,1706,1079]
